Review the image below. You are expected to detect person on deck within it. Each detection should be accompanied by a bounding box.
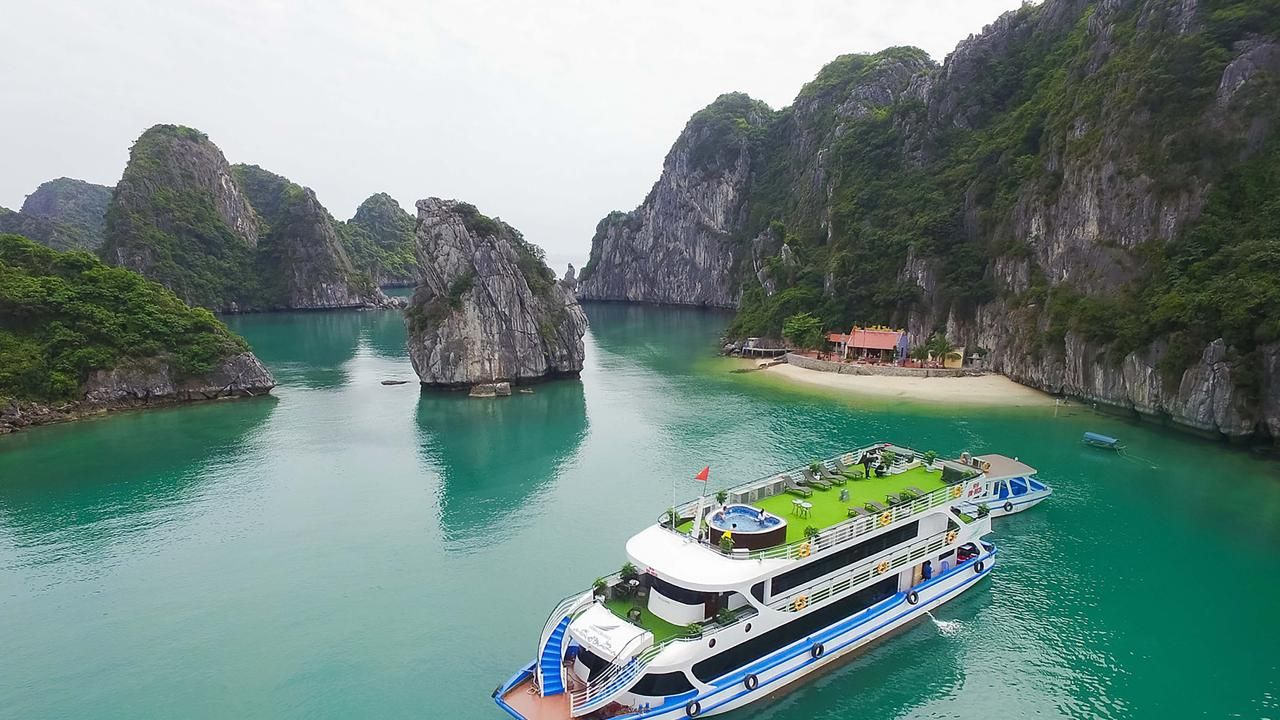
[922,560,933,582]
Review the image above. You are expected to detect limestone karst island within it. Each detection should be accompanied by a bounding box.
[1,1,1278,719]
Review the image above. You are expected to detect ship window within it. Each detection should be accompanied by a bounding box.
[577,649,609,682]
[631,670,695,696]
[997,481,1009,500]
[1029,478,1045,491]
[649,576,704,605]
[770,522,918,596]
[691,576,898,683]
[751,582,765,602]
[1009,477,1028,496]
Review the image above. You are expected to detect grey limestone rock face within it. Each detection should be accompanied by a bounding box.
[577,94,772,308]
[577,0,1280,440]
[16,178,112,251]
[81,352,276,403]
[406,198,587,386]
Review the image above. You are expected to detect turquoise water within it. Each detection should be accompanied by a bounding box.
[2,303,1279,719]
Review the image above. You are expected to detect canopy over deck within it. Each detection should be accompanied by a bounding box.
[972,453,1037,478]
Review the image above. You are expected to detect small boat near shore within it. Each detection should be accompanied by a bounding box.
[1082,431,1124,450]
[494,442,1003,719]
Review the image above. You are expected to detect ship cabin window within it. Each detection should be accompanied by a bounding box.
[997,481,1009,500]
[1028,478,1046,492]
[649,576,703,605]
[691,576,898,683]
[751,582,765,602]
[631,669,695,696]
[770,522,918,596]
[1009,477,1028,496]
[577,648,609,681]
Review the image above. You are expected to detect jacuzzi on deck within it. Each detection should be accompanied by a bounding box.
[707,504,787,550]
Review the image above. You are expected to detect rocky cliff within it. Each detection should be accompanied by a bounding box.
[339,193,418,287]
[19,177,112,251]
[100,125,388,312]
[101,125,262,309]
[0,233,274,434]
[582,0,1280,441]
[0,178,112,252]
[406,199,587,386]
[577,93,773,307]
[233,164,391,310]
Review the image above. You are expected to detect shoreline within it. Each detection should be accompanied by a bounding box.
[741,359,1056,407]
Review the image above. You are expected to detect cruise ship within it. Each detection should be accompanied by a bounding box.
[494,443,1001,719]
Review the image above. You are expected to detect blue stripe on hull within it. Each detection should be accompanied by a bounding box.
[493,550,997,720]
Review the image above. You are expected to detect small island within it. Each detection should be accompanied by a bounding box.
[0,234,274,433]
[405,199,587,390]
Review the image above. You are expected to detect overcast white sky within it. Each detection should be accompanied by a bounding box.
[2,0,1028,267]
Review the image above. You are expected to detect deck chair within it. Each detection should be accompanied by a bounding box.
[865,500,886,512]
[820,461,847,485]
[782,475,812,498]
[801,468,832,491]
[847,506,865,519]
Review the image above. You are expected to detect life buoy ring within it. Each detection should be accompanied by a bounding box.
[744,674,759,691]
[1003,501,1014,513]
[797,542,811,558]
[792,595,809,611]
[907,590,919,605]
[960,451,970,464]
[975,560,985,574]
[686,700,701,717]
[951,485,963,498]
[981,461,992,472]
[946,530,958,544]
[876,560,891,574]
[811,643,825,659]
[878,512,892,527]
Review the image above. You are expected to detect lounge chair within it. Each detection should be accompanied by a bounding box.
[820,462,847,485]
[782,475,812,498]
[865,500,886,512]
[907,486,925,496]
[801,469,832,491]
[847,506,865,519]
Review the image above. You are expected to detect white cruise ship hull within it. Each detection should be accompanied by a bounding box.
[496,548,996,720]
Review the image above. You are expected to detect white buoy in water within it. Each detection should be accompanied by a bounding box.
[925,610,962,637]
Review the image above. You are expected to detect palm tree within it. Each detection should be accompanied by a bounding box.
[925,334,962,363]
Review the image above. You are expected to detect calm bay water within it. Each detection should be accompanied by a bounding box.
[2,304,1279,719]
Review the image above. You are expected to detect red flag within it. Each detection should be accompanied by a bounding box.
[695,466,710,482]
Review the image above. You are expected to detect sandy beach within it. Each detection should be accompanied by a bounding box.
[751,361,1056,407]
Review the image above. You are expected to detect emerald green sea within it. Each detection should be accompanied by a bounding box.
[2,304,1279,719]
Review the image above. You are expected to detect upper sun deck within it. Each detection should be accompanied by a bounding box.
[654,443,982,565]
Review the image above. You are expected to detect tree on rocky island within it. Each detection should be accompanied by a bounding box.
[783,312,825,352]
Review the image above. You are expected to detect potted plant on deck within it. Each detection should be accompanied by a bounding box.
[718,534,735,553]
[923,450,938,470]
[715,489,729,507]
[593,577,608,602]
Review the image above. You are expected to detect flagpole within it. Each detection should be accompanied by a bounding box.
[691,466,710,543]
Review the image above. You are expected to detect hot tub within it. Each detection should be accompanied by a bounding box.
[707,504,787,551]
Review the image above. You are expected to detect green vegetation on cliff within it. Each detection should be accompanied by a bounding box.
[339,193,417,285]
[727,0,1280,364]
[102,124,262,309]
[0,234,248,400]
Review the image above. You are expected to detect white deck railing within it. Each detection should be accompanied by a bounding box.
[660,444,971,562]
[767,529,953,612]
